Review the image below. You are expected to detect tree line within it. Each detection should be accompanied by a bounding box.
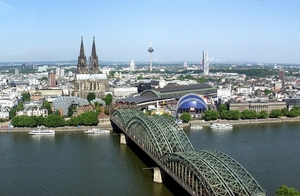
[201,104,300,121]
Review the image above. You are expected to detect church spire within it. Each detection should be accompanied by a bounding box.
[91,36,97,57]
[79,36,85,58]
[89,37,99,74]
[77,36,87,74]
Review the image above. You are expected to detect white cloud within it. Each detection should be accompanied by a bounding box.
[0,1,13,16]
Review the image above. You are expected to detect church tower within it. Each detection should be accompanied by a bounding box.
[89,37,99,74]
[77,37,87,74]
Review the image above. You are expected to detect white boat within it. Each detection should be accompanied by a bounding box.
[28,129,55,135]
[210,123,233,130]
[85,128,110,134]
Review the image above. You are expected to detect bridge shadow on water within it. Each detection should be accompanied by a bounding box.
[112,121,188,195]
[125,138,189,196]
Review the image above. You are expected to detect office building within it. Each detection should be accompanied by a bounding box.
[203,50,209,76]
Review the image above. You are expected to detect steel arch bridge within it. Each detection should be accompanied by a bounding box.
[111,109,266,196]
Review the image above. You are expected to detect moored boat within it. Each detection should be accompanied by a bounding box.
[210,123,233,130]
[28,129,55,135]
[85,128,110,134]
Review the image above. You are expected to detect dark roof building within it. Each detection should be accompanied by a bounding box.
[140,84,217,99]
[116,84,217,107]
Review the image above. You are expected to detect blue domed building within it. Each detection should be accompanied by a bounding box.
[176,93,208,115]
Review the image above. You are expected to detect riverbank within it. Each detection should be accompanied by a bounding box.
[2,116,300,133]
[187,116,300,128]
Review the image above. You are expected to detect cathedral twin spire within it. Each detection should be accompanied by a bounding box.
[77,37,99,74]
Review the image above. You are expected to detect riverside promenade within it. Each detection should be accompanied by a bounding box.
[188,116,300,128]
[2,116,300,133]
[0,118,112,133]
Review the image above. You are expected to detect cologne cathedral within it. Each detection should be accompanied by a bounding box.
[73,37,109,99]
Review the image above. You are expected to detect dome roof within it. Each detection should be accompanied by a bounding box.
[176,93,207,111]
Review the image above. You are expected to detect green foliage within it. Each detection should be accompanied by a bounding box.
[241,110,258,119]
[87,92,96,102]
[258,110,268,119]
[269,109,283,118]
[221,110,241,120]
[68,106,76,117]
[276,185,300,196]
[287,106,300,117]
[103,94,113,106]
[211,68,277,78]
[11,116,39,127]
[42,114,65,127]
[9,108,17,119]
[264,89,272,95]
[65,111,99,126]
[202,110,219,121]
[21,92,31,101]
[41,76,48,81]
[9,102,25,118]
[281,108,289,116]
[218,104,228,112]
[180,112,191,123]
[42,100,52,114]
[196,77,208,84]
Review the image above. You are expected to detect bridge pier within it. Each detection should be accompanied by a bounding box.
[153,167,163,183]
[120,133,127,144]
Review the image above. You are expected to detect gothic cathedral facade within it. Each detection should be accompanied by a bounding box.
[73,37,109,99]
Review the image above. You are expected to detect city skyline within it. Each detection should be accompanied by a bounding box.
[0,0,299,64]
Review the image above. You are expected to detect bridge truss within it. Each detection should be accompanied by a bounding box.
[111,109,266,196]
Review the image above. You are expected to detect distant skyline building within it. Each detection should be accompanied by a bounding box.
[130,60,135,71]
[278,69,285,87]
[203,50,209,76]
[183,62,188,68]
[148,40,154,72]
[48,72,56,87]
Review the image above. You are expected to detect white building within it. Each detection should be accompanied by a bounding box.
[236,87,252,95]
[113,87,138,98]
[203,50,209,76]
[130,60,135,71]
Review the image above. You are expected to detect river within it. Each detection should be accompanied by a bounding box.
[0,122,299,195]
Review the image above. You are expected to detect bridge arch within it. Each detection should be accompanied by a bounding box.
[163,150,265,196]
[126,115,194,158]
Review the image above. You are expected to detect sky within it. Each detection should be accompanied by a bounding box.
[0,0,299,64]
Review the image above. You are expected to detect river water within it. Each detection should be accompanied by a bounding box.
[0,122,299,195]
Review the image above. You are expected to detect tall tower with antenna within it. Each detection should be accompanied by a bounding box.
[148,40,154,72]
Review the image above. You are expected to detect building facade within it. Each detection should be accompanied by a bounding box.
[74,37,108,99]
[229,101,286,113]
[203,50,209,76]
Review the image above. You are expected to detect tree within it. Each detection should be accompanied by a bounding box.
[269,109,283,118]
[218,104,228,112]
[42,100,52,114]
[68,106,76,117]
[202,110,219,121]
[103,94,113,106]
[241,110,258,119]
[221,110,241,120]
[264,89,272,95]
[43,114,65,127]
[276,185,300,196]
[87,92,96,102]
[281,108,289,116]
[180,112,191,123]
[21,92,30,101]
[258,110,268,119]
[287,106,300,117]
[41,76,48,81]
